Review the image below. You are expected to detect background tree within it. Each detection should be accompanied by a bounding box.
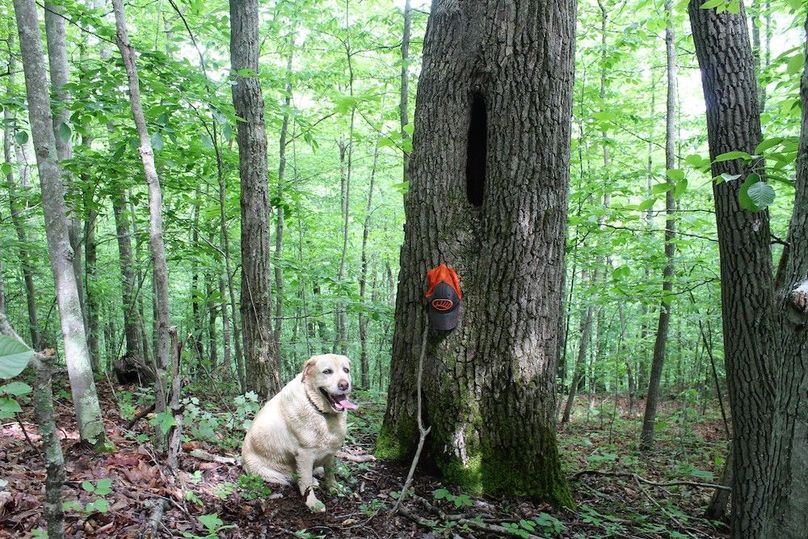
[378,0,576,502]
[230,0,280,399]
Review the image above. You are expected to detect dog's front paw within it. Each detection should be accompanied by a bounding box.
[305,490,326,513]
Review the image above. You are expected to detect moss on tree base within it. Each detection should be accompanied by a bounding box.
[374,419,417,460]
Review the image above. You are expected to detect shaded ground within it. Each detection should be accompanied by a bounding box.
[1,378,730,538]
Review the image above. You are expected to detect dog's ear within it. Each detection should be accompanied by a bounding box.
[302,357,317,380]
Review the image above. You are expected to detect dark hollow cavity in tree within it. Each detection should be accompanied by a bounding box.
[466,93,487,207]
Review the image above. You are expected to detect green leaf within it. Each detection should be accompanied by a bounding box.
[674,177,688,198]
[198,513,223,532]
[699,0,724,8]
[0,396,22,417]
[714,150,752,162]
[0,381,32,396]
[747,181,775,211]
[652,183,671,195]
[716,172,742,183]
[92,498,110,513]
[94,478,113,496]
[666,168,685,181]
[151,410,176,434]
[0,336,34,379]
[15,131,28,145]
[81,480,96,493]
[1,163,10,175]
[755,137,784,154]
[638,198,655,211]
[58,122,72,143]
[787,52,805,75]
[738,174,760,211]
[151,132,164,151]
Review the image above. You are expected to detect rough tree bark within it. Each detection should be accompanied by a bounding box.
[378,0,575,502]
[640,0,677,451]
[230,0,280,399]
[689,2,775,536]
[763,15,808,536]
[112,0,170,412]
[3,27,42,350]
[12,0,107,448]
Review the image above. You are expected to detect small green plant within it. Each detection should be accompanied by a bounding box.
[293,530,325,539]
[181,513,235,539]
[534,512,566,536]
[501,519,537,538]
[231,392,260,431]
[64,478,113,514]
[31,528,47,539]
[185,489,204,507]
[432,487,473,508]
[212,481,236,499]
[359,497,386,516]
[118,390,136,420]
[237,473,272,500]
[0,381,31,420]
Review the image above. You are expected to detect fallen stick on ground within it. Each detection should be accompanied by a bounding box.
[142,498,169,539]
[336,450,376,463]
[189,449,239,465]
[571,469,731,491]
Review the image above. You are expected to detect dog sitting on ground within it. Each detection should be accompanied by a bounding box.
[241,354,358,512]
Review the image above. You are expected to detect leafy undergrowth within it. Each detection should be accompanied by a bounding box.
[1,379,730,538]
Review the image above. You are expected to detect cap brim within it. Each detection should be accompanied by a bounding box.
[428,308,460,330]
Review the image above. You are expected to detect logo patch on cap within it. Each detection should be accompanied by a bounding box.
[431,298,454,312]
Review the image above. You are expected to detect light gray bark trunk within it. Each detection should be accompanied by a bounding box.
[111,193,145,364]
[12,0,106,447]
[230,0,280,399]
[379,0,575,502]
[640,0,677,451]
[112,0,170,412]
[44,0,85,325]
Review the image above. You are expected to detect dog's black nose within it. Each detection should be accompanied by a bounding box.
[338,380,349,391]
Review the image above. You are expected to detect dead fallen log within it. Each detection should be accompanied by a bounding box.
[140,498,169,539]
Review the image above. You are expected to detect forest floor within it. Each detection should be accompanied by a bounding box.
[0,377,731,538]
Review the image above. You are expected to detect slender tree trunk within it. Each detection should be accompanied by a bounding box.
[111,193,146,364]
[44,0,85,325]
[190,188,204,364]
[274,37,294,353]
[689,2,775,536]
[112,0,170,413]
[562,295,594,424]
[640,0,677,451]
[0,252,5,317]
[706,445,734,521]
[379,0,575,502]
[84,207,100,373]
[207,272,218,371]
[3,27,42,349]
[400,0,412,183]
[359,102,385,390]
[219,273,232,374]
[13,0,107,448]
[230,0,280,399]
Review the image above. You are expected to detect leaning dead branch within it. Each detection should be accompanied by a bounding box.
[141,498,169,539]
[391,319,431,513]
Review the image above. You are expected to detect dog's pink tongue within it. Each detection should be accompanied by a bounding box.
[333,394,358,411]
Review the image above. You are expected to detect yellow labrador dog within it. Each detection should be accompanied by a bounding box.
[241,354,357,512]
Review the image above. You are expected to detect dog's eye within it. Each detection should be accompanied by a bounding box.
[343,367,350,373]
[322,369,333,375]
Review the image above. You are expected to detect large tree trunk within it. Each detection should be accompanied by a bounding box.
[378,0,575,503]
[230,0,280,399]
[12,0,107,448]
[763,16,808,536]
[3,27,42,350]
[640,0,677,451]
[112,0,170,413]
[689,2,775,537]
